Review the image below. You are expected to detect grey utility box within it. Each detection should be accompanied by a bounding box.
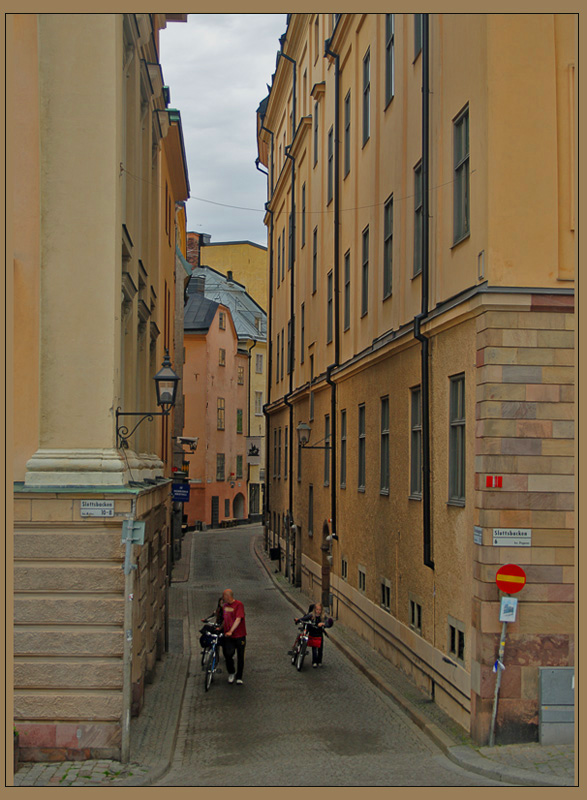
[539,667,574,745]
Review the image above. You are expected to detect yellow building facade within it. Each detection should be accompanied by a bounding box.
[258,13,575,744]
[10,13,189,762]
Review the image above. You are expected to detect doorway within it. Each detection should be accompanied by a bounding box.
[211,496,219,528]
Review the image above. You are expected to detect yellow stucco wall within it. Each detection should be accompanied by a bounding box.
[200,241,268,312]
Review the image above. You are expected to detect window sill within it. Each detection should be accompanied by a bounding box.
[344,169,350,180]
[383,290,393,302]
[340,483,346,490]
[361,311,368,319]
[358,486,365,493]
[409,494,422,501]
[380,489,389,496]
[412,269,422,280]
[384,96,394,112]
[447,499,465,508]
[451,231,470,249]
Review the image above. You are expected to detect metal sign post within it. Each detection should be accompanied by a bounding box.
[489,564,527,746]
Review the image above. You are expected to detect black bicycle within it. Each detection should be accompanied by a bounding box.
[199,622,224,691]
[289,618,311,671]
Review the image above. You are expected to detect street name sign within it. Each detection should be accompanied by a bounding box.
[496,563,527,594]
[172,483,190,502]
[492,528,532,547]
[80,500,114,517]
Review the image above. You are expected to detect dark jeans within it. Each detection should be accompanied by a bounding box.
[311,643,324,665]
[223,636,246,679]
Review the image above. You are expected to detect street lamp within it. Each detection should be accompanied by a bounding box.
[116,349,180,448]
[296,421,329,450]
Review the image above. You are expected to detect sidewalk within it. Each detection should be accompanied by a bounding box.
[12,528,576,787]
[254,537,576,788]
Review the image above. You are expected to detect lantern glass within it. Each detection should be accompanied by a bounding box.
[297,422,311,446]
[154,350,180,407]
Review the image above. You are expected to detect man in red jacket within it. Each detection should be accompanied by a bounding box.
[221,588,247,684]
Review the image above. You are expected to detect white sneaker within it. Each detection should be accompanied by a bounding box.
[236,679,243,685]
[228,673,235,684]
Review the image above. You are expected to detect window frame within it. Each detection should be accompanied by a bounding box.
[219,311,226,330]
[216,452,225,482]
[362,48,371,146]
[380,395,390,494]
[414,13,423,60]
[313,100,319,166]
[236,408,243,435]
[361,226,369,317]
[217,397,225,431]
[327,126,334,204]
[324,414,330,486]
[300,302,305,363]
[385,14,395,107]
[218,347,226,367]
[344,90,351,177]
[312,227,318,293]
[448,374,466,505]
[381,578,391,612]
[383,195,393,299]
[327,270,333,343]
[344,250,351,330]
[413,162,423,277]
[301,182,306,248]
[340,408,347,488]
[453,106,470,245]
[410,386,422,498]
[358,403,366,491]
[236,454,243,479]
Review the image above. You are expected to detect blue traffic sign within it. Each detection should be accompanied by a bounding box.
[172,483,190,502]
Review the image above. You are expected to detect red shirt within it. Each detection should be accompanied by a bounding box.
[222,599,247,638]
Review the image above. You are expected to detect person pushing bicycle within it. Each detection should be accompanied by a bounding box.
[295,602,333,667]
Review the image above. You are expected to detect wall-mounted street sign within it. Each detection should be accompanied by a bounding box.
[496,563,527,594]
[172,483,191,502]
[80,500,114,517]
[492,528,532,547]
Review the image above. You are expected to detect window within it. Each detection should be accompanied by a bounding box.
[341,557,348,580]
[281,329,284,380]
[312,228,318,293]
[344,91,351,177]
[287,320,292,374]
[414,13,423,58]
[385,14,395,106]
[219,348,226,366]
[340,409,347,488]
[362,49,370,145]
[449,374,466,504]
[273,429,277,477]
[410,387,422,497]
[344,250,351,330]
[327,271,333,343]
[300,303,305,363]
[448,617,466,663]
[314,101,319,165]
[454,107,470,243]
[255,353,263,374]
[236,408,243,434]
[361,227,369,317]
[308,484,314,535]
[276,332,280,382]
[219,311,226,330]
[278,428,282,478]
[217,398,225,430]
[277,233,281,286]
[381,579,391,611]
[237,366,244,385]
[216,453,225,481]
[301,183,306,247]
[255,391,263,415]
[225,498,230,517]
[380,396,389,494]
[414,162,423,276]
[314,16,319,63]
[282,230,286,282]
[236,455,243,479]
[288,211,293,270]
[383,196,393,298]
[358,403,366,490]
[358,566,366,592]
[284,426,288,481]
[410,599,422,633]
[327,126,334,204]
[324,414,330,485]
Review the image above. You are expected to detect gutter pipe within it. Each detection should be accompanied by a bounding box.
[413,13,434,570]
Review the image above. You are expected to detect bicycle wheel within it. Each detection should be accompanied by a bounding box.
[201,646,210,670]
[296,641,307,671]
[205,650,216,691]
[291,637,299,665]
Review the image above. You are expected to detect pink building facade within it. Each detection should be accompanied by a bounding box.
[183,284,249,527]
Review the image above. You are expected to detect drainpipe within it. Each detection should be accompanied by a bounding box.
[413,13,434,570]
[247,339,257,519]
[324,36,341,546]
[257,122,274,548]
[121,498,137,763]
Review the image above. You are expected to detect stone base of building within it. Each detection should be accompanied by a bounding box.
[15,722,121,763]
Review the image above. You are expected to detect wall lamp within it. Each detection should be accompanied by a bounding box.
[296,421,330,450]
[116,349,180,449]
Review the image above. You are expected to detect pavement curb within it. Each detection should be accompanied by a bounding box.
[253,535,574,788]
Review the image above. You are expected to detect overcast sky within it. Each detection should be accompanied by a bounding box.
[159,14,287,247]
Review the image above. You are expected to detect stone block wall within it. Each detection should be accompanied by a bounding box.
[13,485,171,761]
[471,300,575,744]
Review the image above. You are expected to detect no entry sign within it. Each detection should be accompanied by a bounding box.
[496,563,526,594]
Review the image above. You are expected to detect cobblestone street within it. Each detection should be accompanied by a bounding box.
[155,527,507,786]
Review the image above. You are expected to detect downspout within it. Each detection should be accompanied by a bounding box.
[281,49,297,582]
[257,124,274,547]
[413,13,434,570]
[324,36,341,544]
[247,339,257,520]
